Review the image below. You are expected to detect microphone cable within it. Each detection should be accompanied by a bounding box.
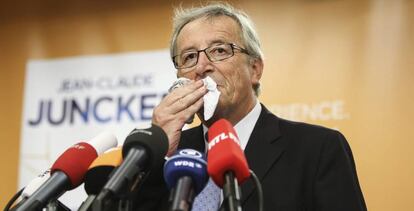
[249,169,263,211]
[3,187,23,211]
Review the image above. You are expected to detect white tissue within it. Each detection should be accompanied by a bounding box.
[169,76,220,121]
[202,76,221,120]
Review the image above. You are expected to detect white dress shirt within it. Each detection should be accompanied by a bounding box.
[203,100,262,151]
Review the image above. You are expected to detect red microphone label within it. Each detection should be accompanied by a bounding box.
[208,132,241,150]
[71,143,87,150]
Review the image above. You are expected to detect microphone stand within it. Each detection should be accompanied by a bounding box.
[91,171,145,211]
[89,195,124,211]
[117,197,133,211]
[78,195,96,211]
[168,176,195,211]
[45,200,70,211]
[220,171,242,211]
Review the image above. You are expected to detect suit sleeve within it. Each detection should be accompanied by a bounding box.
[313,130,367,211]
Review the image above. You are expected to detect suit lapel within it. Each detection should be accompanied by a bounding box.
[241,104,286,204]
[178,106,286,204]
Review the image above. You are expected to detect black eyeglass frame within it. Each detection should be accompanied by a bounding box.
[172,43,250,70]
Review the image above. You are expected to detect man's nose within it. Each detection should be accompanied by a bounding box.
[194,51,213,77]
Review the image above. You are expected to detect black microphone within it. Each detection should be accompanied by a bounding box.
[93,124,168,210]
[164,149,209,211]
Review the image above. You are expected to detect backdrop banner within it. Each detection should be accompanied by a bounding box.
[19,50,176,209]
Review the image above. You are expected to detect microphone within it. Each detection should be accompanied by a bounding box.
[94,124,168,209]
[15,132,118,211]
[9,170,51,210]
[84,147,123,195]
[78,147,123,211]
[207,119,250,211]
[21,169,51,199]
[164,149,209,211]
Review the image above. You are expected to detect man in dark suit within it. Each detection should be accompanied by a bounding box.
[145,3,367,211]
[177,104,366,210]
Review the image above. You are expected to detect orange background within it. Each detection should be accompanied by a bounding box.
[1,1,413,210]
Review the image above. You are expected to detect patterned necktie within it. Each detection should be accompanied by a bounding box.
[191,178,221,211]
[191,132,221,211]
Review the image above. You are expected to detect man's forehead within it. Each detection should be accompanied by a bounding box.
[176,15,242,51]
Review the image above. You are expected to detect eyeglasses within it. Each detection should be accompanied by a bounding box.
[172,43,250,71]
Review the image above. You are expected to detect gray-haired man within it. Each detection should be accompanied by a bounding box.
[135,3,367,211]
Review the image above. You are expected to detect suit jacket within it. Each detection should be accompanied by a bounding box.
[134,104,367,211]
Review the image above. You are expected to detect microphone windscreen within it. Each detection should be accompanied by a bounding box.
[51,132,118,188]
[164,149,208,194]
[88,131,118,155]
[207,119,250,187]
[51,142,98,188]
[84,147,122,194]
[88,147,123,169]
[123,124,169,170]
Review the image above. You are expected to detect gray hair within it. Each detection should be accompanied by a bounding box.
[170,3,263,95]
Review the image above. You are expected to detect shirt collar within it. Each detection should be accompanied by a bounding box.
[203,100,261,151]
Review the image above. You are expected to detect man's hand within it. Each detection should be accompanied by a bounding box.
[152,80,207,156]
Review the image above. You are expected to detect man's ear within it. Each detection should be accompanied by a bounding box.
[250,58,264,85]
